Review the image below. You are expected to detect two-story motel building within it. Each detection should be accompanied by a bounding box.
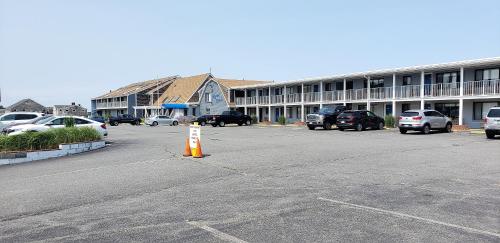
[227,57,500,128]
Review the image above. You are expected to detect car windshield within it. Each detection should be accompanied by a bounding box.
[338,112,354,118]
[318,108,334,115]
[401,112,419,117]
[35,116,54,124]
[487,109,500,118]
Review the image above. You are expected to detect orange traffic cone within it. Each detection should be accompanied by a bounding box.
[192,138,203,158]
[183,138,191,157]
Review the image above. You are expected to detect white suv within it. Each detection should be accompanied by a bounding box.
[485,107,500,139]
[0,112,45,130]
[399,109,453,134]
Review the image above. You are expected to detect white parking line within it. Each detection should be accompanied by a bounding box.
[317,197,500,239]
[186,221,248,243]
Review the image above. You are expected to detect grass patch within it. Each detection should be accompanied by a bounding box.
[0,127,102,152]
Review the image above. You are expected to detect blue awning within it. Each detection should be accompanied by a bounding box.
[162,103,189,109]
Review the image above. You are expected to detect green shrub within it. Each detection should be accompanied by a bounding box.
[0,127,102,152]
[384,115,396,128]
[251,115,258,124]
[64,117,75,127]
[278,116,287,125]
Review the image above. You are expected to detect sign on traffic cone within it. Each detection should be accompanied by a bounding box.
[192,138,203,158]
[183,138,192,157]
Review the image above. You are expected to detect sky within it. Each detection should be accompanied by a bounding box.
[1,0,500,109]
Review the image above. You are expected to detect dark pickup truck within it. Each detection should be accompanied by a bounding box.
[208,111,252,127]
[306,105,347,130]
[108,114,141,126]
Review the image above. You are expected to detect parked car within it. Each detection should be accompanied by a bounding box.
[208,111,252,127]
[336,110,385,131]
[192,115,210,126]
[306,106,347,130]
[0,112,45,130]
[145,115,179,126]
[90,116,105,123]
[108,114,141,126]
[6,116,108,137]
[1,115,52,134]
[484,106,500,139]
[398,110,452,134]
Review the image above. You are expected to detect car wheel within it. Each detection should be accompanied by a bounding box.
[152,121,158,126]
[486,131,495,139]
[399,128,407,134]
[443,123,452,133]
[323,122,332,130]
[112,121,119,126]
[245,120,251,126]
[355,123,363,131]
[212,124,217,127]
[422,124,431,134]
[135,120,140,125]
[172,121,178,126]
[376,122,384,130]
[201,121,206,126]
[308,125,315,130]
[238,123,243,126]
[219,121,225,127]
[338,128,344,131]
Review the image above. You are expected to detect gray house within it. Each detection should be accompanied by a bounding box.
[53,103,88,116]
[6,99,50,113]
[198,78,270,116]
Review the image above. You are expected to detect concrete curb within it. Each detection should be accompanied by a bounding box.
[0,141,106,166]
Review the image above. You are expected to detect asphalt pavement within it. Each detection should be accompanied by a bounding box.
[0,124,499,242]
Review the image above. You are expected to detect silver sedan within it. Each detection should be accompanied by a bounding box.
[145,115,179,126]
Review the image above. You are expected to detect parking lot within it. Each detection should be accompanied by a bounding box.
[0,124,499,242]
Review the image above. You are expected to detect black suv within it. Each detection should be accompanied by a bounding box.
[209,111,252,127]
[306,106,347,130]
[108,114,141,126]
[336,110,385,131]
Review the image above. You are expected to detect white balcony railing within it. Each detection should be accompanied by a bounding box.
[235,97,245,105]
[95,101,127,109]
[286,93,301,103]
[258,96,269,104]
[395,85,421,99]
[304,92,321,102]
[424,83,460,97]
[345,88,368,101]
[246,97,257,105]
[322,91,336,102]
[464,79,500,96]
[370,87,393,100]
[271,95,284,104]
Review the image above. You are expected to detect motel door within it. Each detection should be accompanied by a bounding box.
[424,74,432,96]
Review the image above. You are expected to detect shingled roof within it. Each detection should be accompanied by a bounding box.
[214,78,271,103]
[94,76,178,99]
[154,73,212,105]
[6,98,47,112]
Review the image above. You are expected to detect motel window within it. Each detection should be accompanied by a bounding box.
[346,81,354,90]
[370,78,384,88]
[313,85,319,92]
[475,68,500,81]
[436,72,459,84]
[474,102,499,120]
[335,82,343,91]
[205,93,212,103]
[325,83,333,91]
[402,103,410,112]
[402,76,412,86]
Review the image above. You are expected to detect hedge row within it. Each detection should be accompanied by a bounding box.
[0,127,102,152]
